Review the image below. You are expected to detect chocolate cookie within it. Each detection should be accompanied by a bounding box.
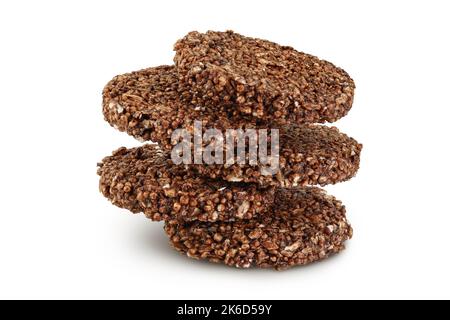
[97,144,275,222]
[174,30,355,123]
[189,124,362,187]
[165,187,352,270]
[102,65,259,150]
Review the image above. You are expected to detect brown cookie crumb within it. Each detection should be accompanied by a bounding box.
[174,30,355,123]
[165,187,352,270]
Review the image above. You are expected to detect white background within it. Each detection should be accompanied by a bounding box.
[0,0,449,300]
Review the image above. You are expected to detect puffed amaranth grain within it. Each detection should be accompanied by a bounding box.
[174,30,355,123]
[165,187,352,270]
[102,65,259,149]
[97,144,275,222]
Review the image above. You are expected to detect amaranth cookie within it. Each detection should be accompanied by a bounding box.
[174,30,355,123]
[165,187,352,270]
[97,144,275,222]
[102,65,259,150]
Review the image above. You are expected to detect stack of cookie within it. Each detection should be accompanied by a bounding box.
[97,31,362,270]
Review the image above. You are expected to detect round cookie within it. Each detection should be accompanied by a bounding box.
[189,124,362,187]
[174,30,355,123]
[97,144,275,222]
[165,187,352,270]
[102,65,259,150]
